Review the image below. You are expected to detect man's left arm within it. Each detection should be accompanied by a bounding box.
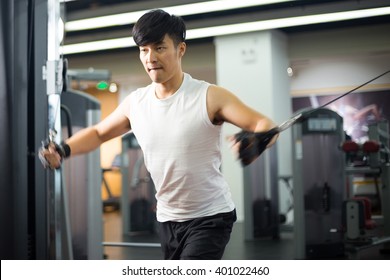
[207,85,279,165]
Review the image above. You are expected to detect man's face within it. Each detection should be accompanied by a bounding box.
[138,34,185,84]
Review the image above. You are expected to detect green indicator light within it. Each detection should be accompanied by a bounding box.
[96,81,109,90]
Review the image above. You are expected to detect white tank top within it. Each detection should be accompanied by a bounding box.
[119,73,235,222]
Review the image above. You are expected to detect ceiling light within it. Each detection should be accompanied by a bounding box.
[186,6,390,39]
[62,37,136,54]
[61,6,390,55]
[64,0,294,32]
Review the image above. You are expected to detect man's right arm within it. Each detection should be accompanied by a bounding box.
[66,110,131,155]
[40,106,131,169]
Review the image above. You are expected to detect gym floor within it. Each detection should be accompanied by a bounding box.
[102,211,390,260]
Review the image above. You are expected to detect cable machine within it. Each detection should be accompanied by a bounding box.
[121,133,158,235]
[61,89,103,259]
[293,108,346,259]
[0,0,68,259]
[243,145,280,240]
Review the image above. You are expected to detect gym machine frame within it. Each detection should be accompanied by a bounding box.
[342,120,390,259]
[102,133,160,250]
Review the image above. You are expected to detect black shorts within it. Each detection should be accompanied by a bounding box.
[158,209,237,260]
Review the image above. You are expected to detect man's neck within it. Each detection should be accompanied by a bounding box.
[155,72,184,99]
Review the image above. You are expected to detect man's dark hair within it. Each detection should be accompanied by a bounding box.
[132,9,186,46]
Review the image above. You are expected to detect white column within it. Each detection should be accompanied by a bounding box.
[215,30,292,221]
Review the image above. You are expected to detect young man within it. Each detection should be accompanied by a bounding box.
[40,9,278,260]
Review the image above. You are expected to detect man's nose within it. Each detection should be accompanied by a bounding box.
[146,50,157,62]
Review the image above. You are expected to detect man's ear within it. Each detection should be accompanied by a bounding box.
[179,42,186,57]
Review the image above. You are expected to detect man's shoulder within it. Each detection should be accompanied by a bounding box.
[184,73,210,90]
[131,83,154,97]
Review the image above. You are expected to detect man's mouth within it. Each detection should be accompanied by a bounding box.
[148,66,162,72]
